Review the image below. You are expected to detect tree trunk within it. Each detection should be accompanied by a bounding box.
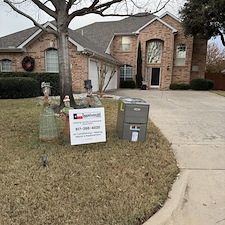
[103,68,116,93]
[57,26,77,109]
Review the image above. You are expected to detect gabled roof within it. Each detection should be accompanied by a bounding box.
[0,21,120,64]
[75,13,156,51]
[134,17,178,34]
[0,26,39,48]
[69,29,120,63]
[160,11,181,22]
[75,12,178,52]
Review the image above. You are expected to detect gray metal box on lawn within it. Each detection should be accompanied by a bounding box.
[116,97,150,142]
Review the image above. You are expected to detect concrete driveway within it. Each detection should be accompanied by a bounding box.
[108,89,225,225]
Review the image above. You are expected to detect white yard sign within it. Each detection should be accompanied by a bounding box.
[69,108,106,145]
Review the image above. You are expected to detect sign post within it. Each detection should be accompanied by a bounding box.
[69,108,106,145]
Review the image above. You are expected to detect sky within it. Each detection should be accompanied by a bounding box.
[0,0,185,37]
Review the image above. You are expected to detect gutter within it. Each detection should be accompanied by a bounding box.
[0,48,24,53]
[83,48,122,66]
[114,33,137,36]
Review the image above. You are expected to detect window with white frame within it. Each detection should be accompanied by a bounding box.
[121,36,131,51]
[0,59,12,72]
[45,48,59,72]
[120,65,133,81]
[146,40,163,64]
[175,44,186,66]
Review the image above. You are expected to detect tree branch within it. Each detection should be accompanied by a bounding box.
[66,0,76,12]
[68,0,122,23]
[218,30,225,47]
[31,0,57,18]
[3,0,58,36]
[67,0,169,21]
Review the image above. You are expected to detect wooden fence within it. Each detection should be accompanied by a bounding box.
[205,73,225,90]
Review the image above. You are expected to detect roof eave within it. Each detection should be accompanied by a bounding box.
[83,48,122,65]
[114,33,137,36]
[68,37,84,51]
[159,11,181,22]
[17,22,57,48]
[134,17,178,34]
[0,48,24,52]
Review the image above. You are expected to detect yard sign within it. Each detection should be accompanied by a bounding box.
[69,108,106,145]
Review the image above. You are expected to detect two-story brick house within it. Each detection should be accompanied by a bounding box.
[0,12,207,92]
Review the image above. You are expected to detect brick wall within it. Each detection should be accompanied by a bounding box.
[70,46,88,93]
[161,14,207,84]
[0,32,88,92]
[190,38,207,80]
[138,20,175,89]
[110,19,177,89]
[110,35,138,75]
[110,15,205,89]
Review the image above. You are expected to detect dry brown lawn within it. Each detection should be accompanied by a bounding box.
[211,90,225,97]
[0,98,178,225]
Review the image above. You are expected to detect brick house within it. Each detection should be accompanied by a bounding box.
[0,12,207,92]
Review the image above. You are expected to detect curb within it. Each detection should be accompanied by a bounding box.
[143,169,189,225]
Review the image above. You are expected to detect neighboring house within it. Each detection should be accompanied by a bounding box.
[0,12,207,92]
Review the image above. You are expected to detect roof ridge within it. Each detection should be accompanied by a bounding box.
[75,20,118,31]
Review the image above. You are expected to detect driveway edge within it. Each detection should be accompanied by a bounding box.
[143,170,189,225]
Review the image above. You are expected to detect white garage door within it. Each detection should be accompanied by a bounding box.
[88,60,99,92]
[88,59,117,92]
[104,66,117,91]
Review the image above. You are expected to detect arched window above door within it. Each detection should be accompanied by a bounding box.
[146,40,163,64]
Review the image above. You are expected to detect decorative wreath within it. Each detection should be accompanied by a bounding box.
[22,56,35,71]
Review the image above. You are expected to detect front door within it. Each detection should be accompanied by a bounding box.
[151,68,160,87]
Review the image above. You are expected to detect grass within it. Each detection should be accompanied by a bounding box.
[0,97,178,225]
[211,90,225,97]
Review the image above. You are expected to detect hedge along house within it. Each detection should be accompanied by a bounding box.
[0,12,207,91]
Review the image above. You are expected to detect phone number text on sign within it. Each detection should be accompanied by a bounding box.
[69,108,106,145]
[75,126,101,131]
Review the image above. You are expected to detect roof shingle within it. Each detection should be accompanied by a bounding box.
[75,13,156,51]
[0,26,39,48]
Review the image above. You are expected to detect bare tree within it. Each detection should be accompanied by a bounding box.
[206,43,225,73]
[96,61,116,94]
[3,0,170,109]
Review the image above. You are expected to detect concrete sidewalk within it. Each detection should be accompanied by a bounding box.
[108,89,225,225]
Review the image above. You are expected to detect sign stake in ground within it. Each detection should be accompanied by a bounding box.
[69,108,106,145]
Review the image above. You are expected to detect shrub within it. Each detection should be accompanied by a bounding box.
[0,72,60,95]
[190,78,215,90]
[169,83,190,90]
[0,77,39,99]
[207,80,215,90]
[120,80,136,88]
[136,74,143,88]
